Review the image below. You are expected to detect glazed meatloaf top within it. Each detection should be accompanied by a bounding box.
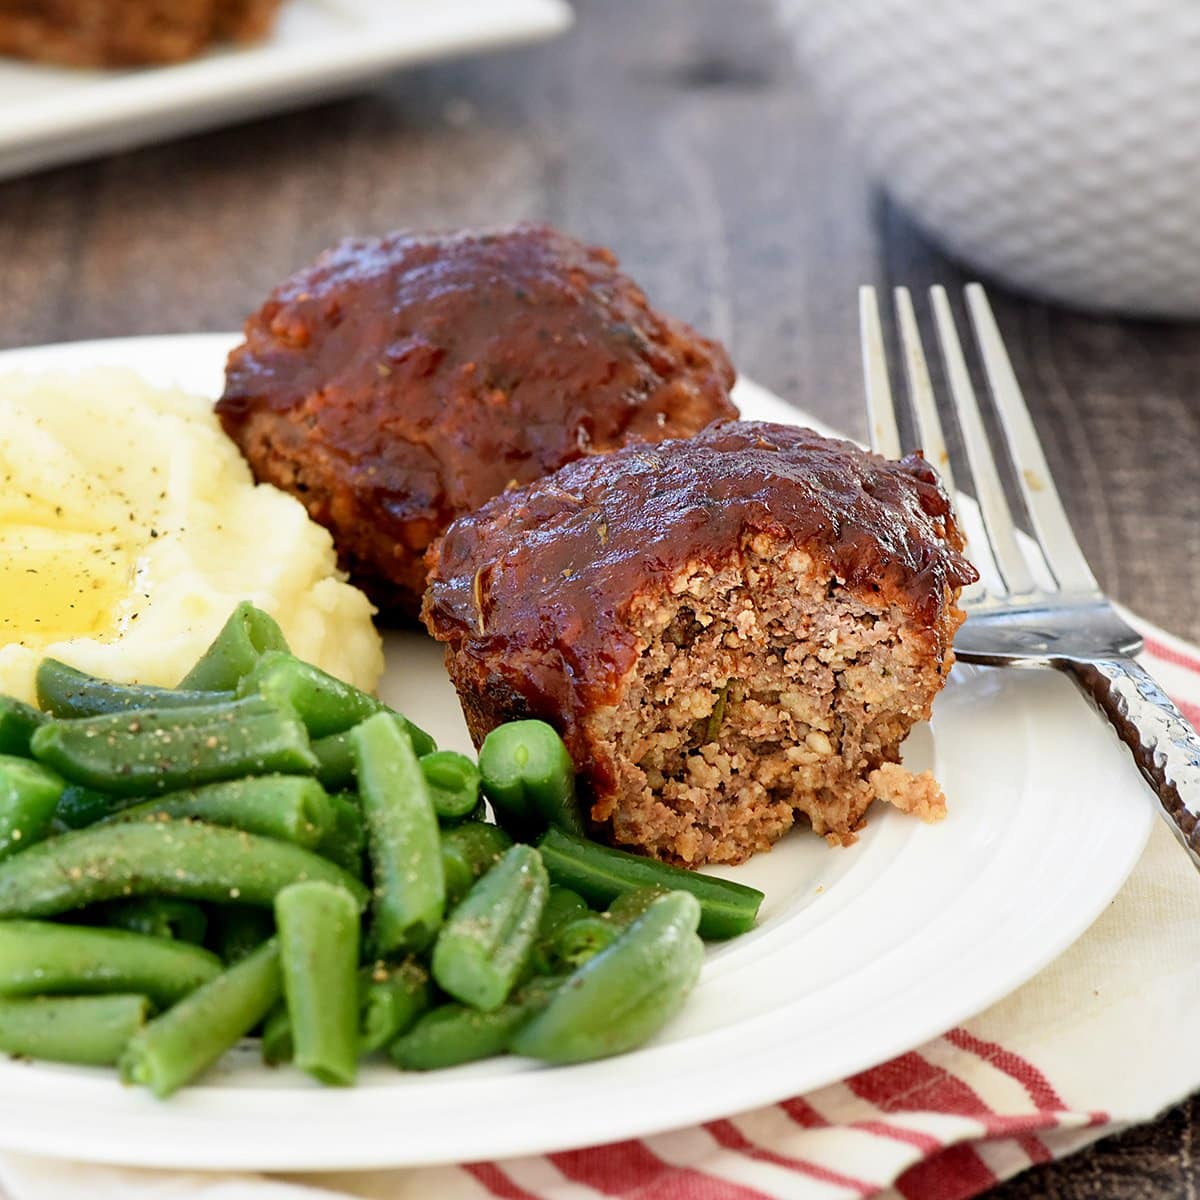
[217,224,737,614]
[424,419,978,720]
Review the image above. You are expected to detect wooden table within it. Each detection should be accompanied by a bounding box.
[1,0,1197,1193]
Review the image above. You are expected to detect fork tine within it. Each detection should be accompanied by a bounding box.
[964,284,1100,596]
[859,286,903,458]
[894,287,955,496]
[930,286,1038,598]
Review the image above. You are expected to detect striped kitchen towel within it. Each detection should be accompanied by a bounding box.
[2,613,1199,1200]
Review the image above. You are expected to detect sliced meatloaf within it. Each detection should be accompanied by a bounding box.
[423,420,978,867]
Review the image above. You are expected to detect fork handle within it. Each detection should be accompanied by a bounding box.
[1066,657,1200,869]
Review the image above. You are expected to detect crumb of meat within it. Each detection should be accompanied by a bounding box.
[582,533,955,866]
[869,762,947,823]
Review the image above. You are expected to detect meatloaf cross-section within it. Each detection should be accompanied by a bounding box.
[217,224,738,620]
[424,420,978,867]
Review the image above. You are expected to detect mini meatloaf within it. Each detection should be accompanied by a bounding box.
[423,420,978,867]
[0,0,282,66]
[216,225,738,619]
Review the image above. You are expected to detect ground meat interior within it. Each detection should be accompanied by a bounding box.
[585,534,949,866]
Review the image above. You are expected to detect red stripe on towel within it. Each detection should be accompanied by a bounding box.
[706,1118,876,1196]
[944,1027,1066,1111]
[551,1140,774,1200]
[464,1163,543,1200]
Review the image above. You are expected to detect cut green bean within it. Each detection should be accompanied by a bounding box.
[528,885,590,976]
[208,906,275,964]
[358,961,432,1054]
[262,961,433,1062]
[420,751,481,823]
[35,658,233,719]
[607,886,670,926]
[100,776,333,849]
[311,732,356,791]
[478,720,583,837]
[0,755,64,861]
[0,819,368,918]
[30,696,317,796]
[551,914,619,971]
[537,827,763,941]
[276,881,360,1086]
[511,891,704,1063]
[238,652,384,739]
[55,783,131,829]
[177,602,290,692]
[352,713,445,955]
[441,821,513,909]
[0,920,221,1007]
[0,994,150,1066]
[0,697,46,756]
[101,898,208,945]
[261,1002,293,1065]
[432,844,548,1011]
[389,975,562,1071]
[120,938,282,1098]
[316,791,366,874]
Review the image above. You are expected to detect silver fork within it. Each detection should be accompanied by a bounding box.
[861,282,1200,871]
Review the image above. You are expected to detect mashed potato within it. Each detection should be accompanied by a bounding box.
[0,368,383,705]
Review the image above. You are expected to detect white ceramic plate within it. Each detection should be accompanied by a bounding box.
[0,335,1154,1170]
[0,0,572,181]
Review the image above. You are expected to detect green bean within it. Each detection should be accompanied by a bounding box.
[0,756,64,861]
[441,821,513,909]
[311,732,356,790]
[275,881,360,1086]
[389,975,562,1071]
[528,885,590,976]
[0,697,46,756]
[358,961,432,1054]
[432,844,548,1011]
[208,906,275,964]
[237,653,375,739]
[262,960,431,1064]
[537,827,763,941]
[420,751,481,823]
[177,601,290,692]
[478,720,583,838]
[316,791,366,875]
[0,920,221,1007]
[551,914,619,971]
[35,658,232,719]
[261,1002,293,1066]
[607,886,669,926]
[352,714,445,956]
[311,722,437,789]
[0,994,150,1066]
[30,696,317,796]
[120,938,282,1098]
[0,820,368,918]
[101,898,208,945]
[511,891,704,1063]
[100,776,333,849]
[55,783,131,829]
[238,654,437,757]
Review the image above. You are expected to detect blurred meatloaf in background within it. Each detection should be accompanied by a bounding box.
[0,0,283,66]
[217,225,738,620]
[424,421,978,867]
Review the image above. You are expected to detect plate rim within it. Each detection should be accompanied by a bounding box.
[0,0,573,176]
[0,333,1155,1170]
